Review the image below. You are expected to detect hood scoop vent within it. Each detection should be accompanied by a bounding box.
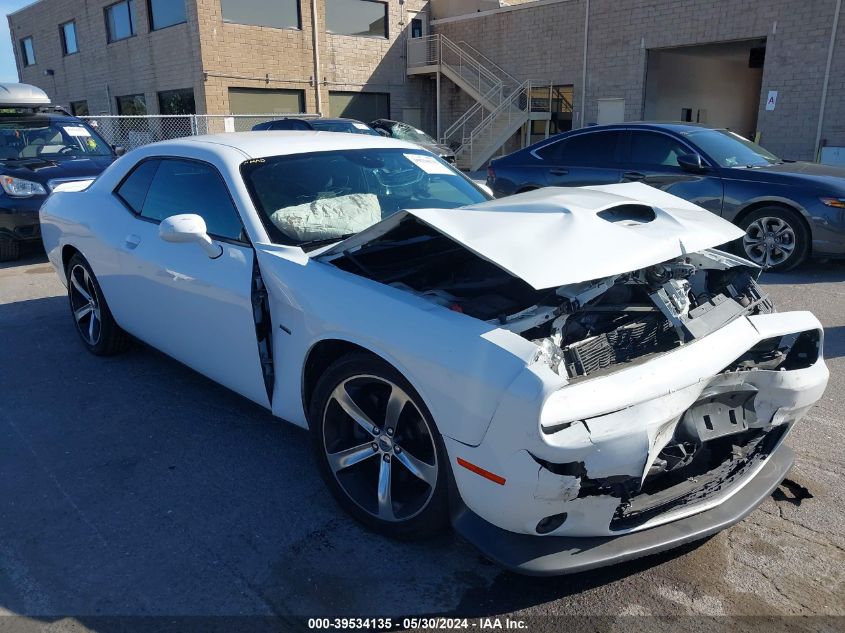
[597,204,657,226]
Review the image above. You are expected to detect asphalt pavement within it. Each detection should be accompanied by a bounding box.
[1,244,843,631]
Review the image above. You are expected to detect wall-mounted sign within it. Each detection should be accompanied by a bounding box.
[766,90,778,111]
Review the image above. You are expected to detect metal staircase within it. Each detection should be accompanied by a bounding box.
[407,34,536,171]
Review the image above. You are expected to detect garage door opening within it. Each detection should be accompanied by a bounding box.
[644,39,766,139]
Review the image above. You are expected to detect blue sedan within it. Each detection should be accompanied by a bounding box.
[487,123,845,271]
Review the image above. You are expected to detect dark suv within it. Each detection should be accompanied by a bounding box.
[1,83,118,261]
[488,122,845,270]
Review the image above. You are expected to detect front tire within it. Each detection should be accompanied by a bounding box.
[309,354,449,538]
[737,206,809,271]
[66,253,129,356]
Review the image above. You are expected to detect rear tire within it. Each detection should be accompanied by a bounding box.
[0,240,20,262]
[736,206,809,272]
[308,353,449,539]
[66,253,130,356]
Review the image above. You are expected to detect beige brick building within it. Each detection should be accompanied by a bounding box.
[430,0,845,162]
[7,0,844,163]
[8,0,434,127]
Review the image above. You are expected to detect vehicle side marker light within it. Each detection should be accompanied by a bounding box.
[457,457,506,485]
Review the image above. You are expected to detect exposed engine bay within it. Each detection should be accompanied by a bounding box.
[327,216,776,379]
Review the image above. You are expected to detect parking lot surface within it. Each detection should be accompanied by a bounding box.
[1,245,843,629]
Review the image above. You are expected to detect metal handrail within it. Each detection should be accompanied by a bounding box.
[441,83,502,144]
[457,40,519,88]
[458,80,532,168]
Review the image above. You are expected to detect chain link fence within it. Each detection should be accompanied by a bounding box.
[80,114,319,151]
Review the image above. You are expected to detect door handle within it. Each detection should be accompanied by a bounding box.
[549,168,569,176]
[125,234,141,249]
[622,171,646,181]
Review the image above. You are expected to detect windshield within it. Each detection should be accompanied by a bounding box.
[0,119,113,161]
[311,120,380,136]
[241,148,488,248]
[684,129,780,168]
[388,123,437,145]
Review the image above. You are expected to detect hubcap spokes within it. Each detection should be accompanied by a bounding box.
[69,265,101,345]
[743,217,796,268]
[323,376,438,522]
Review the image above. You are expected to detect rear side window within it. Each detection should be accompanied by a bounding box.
[116,158,245,241]
[270,119,311,130]
[116,159,160,213]
[629,131,689,167]
[537,131,622,166]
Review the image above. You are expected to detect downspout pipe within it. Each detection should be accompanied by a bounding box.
[311,0,323,115]
[815,0,841,160]
[580,0,589,128]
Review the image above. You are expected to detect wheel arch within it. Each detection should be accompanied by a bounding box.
[732,199,813,251]
[61,244,82,274]
[301,338,429,427]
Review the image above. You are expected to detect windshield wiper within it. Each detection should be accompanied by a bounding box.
[299,233,356,250]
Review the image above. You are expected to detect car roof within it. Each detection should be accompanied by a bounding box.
[577,121,724,134]
[152,131,424,159]
[0,111,81,123]
[281,117,364,124]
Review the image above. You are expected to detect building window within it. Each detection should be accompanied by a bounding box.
[148,0,186,31]
[326,0,387,38]
[158,88,195,114]
[105,1,137,43]
[328,90,390,122]
[70,100,89,116]
[221,0,300,30]
[116,94,147,115]
[60,21,78,55]
[20,37,35,66]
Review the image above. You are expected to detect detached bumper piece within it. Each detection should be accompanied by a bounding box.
[451,443,793,576]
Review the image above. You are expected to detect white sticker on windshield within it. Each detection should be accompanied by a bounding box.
[404,153,453,175]
[64,126,91,137]
[352,122,370,130]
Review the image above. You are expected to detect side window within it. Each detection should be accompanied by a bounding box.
[535,139,564,161]
[629,131,689,167]
[536,131,622,166]
[557,131,622,166]
[116,159,160,213]
[141,159,245,241]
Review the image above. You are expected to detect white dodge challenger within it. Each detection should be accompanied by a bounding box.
[40,132,828,575]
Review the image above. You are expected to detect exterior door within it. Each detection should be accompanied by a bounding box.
[621,129,724,215]
[406,10,429,67]
[100,157,271,408]
[535,129,626,186]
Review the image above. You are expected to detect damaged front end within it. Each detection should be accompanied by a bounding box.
[318,184,828,573]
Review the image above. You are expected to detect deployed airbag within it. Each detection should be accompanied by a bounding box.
[270,193,381,241]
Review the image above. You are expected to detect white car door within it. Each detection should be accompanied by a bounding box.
[98,157,271,408]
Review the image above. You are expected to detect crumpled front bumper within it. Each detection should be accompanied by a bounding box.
[443,310,828,572]
[450,442,794,576]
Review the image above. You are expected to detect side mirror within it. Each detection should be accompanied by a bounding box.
[677,153,708,173]
[112,145,127,157]
[159,214,222,258]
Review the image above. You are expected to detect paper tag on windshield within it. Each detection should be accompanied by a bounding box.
[64,126,91,137]
[352,122,370,130]
[404,153,453,175]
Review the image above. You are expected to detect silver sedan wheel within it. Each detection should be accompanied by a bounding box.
[742,216,796,268]
[322,375,438,522]
[69,264,101,346]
